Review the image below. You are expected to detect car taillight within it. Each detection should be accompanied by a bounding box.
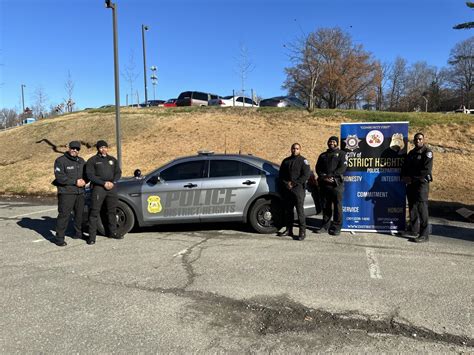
[219,100,224,105]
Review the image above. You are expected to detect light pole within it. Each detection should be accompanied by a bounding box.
[105,0,122,169]
[21,84,26,112]
[141,24,149,107]
[150,66,157,100]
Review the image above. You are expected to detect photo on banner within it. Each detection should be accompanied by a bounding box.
[341,122,409,232]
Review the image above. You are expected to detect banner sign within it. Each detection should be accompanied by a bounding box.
[341,122,409,232]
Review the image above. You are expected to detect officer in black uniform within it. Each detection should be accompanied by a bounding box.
[401,132,433,243]
[277,143,311,241]
[85,140,122,244]
[53,140,87,246]
[315,136,347,235]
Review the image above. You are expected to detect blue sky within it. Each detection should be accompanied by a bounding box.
[0,0,472,110]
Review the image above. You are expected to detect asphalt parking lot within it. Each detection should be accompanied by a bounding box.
[0,197,473,352]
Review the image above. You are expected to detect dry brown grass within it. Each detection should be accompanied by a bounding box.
[0,107,473,205]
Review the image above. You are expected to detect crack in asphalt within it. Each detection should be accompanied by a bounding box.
[2,261,472,348]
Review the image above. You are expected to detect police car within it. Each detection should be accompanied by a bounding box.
[87,151,316,236]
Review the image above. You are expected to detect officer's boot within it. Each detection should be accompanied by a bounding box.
[294,228,306,241]
[414,234,429,243]
[277,227,294,237]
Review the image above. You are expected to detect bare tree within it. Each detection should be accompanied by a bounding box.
[32,86,49,119]
[1,108,19,128]
[386,57,407,111]
[284,27,378,109]
[234,43,255,97]
[453,1,474,30]
[283,32,324,111]
[64,70,75,112]
[121,51,140,106]
[446,37,474,108]
[403,61,437,111]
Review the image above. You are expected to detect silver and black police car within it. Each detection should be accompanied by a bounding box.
[87,151,316,235]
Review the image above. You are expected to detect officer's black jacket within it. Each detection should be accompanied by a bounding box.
[279,155,310,189]
[401,145,433,182]
[86,153,121,187]
[53,152,86,194]
[316,148,347,184]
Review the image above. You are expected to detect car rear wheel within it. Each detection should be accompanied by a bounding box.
[97,200,135,236]
[249,198,284,234]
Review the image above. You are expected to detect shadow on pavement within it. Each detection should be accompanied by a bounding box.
[17,216,84,244]
[431,223,473,242]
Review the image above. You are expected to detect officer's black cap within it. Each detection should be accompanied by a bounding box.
[96,140,108,149]
[69,141,81,150]
[328,136,339,145]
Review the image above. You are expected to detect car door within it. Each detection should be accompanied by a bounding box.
[141,160,206,224]
[200,159,263,222]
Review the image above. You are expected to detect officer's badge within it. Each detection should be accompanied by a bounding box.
[147,195,162,213]
[304,159,309,165]
[109,160,114,165]
[389,133,405,153]
[426,151,433,159]
[344,135,361,151]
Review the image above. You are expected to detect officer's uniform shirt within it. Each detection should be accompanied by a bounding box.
[54,152,86,194]
[86,153,121,187]
[401,145,433,200]
[279,155,311,190]
[316,148,347,189]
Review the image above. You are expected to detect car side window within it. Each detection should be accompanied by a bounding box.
[244,98,253,104]
[236,97,244,103]
[241,162,262,176]
[209,160,263,178]
[209,160,240,178]
[160,161,205,181]
[194,92,207,101]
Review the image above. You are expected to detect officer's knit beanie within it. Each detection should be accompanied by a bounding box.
[96,140,108,149]
[328,136,339,145]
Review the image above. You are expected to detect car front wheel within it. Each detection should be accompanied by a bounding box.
[249,198,284,234]
[97,200,135,236]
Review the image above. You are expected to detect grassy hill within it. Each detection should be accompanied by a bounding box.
[0,107,473,205]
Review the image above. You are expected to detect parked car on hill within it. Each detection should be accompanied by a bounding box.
[259,96,306,108]
[163,98,177,107]
[208,95,258,107]
[140,100,165,107]
[84,151,316,236]
[176,91,219,106]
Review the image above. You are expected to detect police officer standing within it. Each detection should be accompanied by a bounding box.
[277,143,311,241]
[86,140,122,244]
[401,132,433,243]
[315,136,347,236]
[53,140,86,246]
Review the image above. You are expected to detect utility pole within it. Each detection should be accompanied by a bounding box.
[105,0,122,168]
[141,24,149,107]
[21,84,26,112]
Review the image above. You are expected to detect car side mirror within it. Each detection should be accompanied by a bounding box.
[147,175,160,185]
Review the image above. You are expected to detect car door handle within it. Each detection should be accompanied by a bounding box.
[183,183,198,188]
[242,180,256,185]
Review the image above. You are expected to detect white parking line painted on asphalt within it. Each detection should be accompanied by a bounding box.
[173,248,189,257]
[365,248,382,279]
[33,239,45,243]
[10,208,57,219]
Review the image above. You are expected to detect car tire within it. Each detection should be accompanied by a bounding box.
[249,198,284,234]
[97,200,135,236]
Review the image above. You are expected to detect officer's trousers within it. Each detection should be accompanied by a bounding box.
[88,186,118,241]
[282,186,306,231]
[55,193,85,242]
[320,186,343,231]
[407,183,429,237]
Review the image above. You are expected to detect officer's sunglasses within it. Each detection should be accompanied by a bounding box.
[70,147,80,151]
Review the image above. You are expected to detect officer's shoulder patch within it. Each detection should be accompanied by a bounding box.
[426,151,433,159]
[109,160,114,165]
[55,167,61,172]
[304,159,309,165]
